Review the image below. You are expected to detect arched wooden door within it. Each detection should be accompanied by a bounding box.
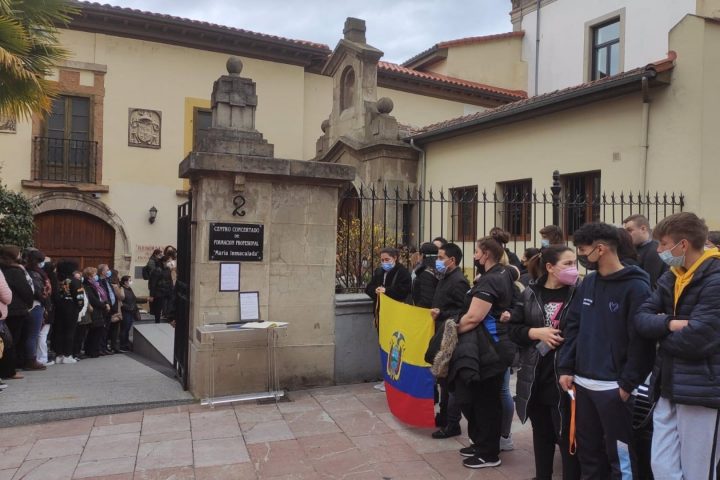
[34,210,115,269]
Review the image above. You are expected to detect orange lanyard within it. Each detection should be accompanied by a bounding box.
[569,386,577,455]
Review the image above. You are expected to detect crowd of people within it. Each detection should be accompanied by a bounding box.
[366,212,720,479]
[0,245,178,394]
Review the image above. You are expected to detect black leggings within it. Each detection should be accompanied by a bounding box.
[53,312,78,357]
[527,400,581,480]
[459,372,504,461]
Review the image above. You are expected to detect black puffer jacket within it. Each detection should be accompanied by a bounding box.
[83,280,108,328]
[508,277,576,424]
[411,259,438,308]
[431,267,470,328]
[635,256,720,408]
[149,266,174,298]
[1,265,33,318]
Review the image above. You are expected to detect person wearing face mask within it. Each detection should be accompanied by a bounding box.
[23,248,50,370]
[449,236,517,469]
[0,245,34,380]
[82,267,110,358]
[364,247,411,304]
[97,264,117,355]
[635,212,720,480]
[119,275,138,352]
[429,243,470,439]
[508,245,581,480]
[540,225,565,249]
[411,243,439,308]
[365,247,411,392]
[557,223,655,479]
[53,261,84,364]
[149,256,174,324]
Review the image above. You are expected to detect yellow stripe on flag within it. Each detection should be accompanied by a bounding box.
[378,294,434,367]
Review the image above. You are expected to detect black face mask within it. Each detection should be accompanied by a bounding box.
[577,246,599,271]
[474,259,485,275]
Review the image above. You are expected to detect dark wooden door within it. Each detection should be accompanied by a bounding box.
[34,210,115,269]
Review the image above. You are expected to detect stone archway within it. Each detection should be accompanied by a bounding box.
[29,191,132,274]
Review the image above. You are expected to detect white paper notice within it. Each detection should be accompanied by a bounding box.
[239,291,260,321]
[219,263,240,291]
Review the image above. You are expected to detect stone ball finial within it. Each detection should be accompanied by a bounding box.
[321,119,330,133]
[377,97,394,114]
[226,57,243,76]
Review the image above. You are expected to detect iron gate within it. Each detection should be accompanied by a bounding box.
[174,196,192,390]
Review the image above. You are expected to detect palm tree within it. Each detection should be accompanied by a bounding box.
[0,0,78,120]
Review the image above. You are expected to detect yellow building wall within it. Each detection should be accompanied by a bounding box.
[423,94,647,244]
[376,87,479,129]
[425,38,528,92]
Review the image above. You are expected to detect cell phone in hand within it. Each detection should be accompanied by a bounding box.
[536,341,552,356]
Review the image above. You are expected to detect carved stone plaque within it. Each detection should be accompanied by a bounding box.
[0,115,17,134]
[128,108,161,148]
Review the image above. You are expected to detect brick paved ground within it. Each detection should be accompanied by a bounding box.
[0,382,560,479]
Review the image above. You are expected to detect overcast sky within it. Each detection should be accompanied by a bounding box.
[100,0,513,64]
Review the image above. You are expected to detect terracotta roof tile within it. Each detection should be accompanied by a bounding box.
[77,2,331,51]
[378,61,527,100]
[413,52,677,139]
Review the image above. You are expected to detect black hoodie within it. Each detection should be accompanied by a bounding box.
[557,265,655,393]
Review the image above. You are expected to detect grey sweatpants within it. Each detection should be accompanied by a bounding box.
[652,397,720,480]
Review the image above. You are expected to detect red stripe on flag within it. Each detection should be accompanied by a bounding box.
[384,381,436,428]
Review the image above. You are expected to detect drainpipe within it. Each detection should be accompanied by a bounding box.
[534,0,541,96]
[409,138,426,239]
[640,75,651,204]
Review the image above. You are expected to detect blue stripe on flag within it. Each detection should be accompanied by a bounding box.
[379,349,435,400]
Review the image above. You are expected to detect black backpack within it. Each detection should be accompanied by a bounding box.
[142,260,154,280]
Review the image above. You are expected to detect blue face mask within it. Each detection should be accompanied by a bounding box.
[93,274,99,282]
[659,242,685,268]
[39,261,46,269]
[540,239,550,248]
[381,261,394,272]
[435,259,448,274]
[105,270,112,279]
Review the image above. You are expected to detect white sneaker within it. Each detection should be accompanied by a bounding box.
[42,360,55,367]
[56,356,65,364]
[373,382,386,392]
[499,435,514,451]
[63,356,78,364]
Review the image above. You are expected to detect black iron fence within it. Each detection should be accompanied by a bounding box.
[336,174,684,293]
[33,136,98,183]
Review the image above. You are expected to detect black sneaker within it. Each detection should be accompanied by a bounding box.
[459,445,477,458]
[432,426,461,439]
[463,456,501,469]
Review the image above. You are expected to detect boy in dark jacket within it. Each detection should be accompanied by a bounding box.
[635,212,720,479]
[557,223,655,479]
[623,214,667,288]
[411,242,438,308]
[430,242,470,439]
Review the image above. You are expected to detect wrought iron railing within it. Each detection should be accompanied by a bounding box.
[33,136,98,183]
[336,176,684,294]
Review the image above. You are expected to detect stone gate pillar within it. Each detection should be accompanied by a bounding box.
[179,58,354,398]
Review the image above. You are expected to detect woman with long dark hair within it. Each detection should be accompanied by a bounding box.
[508,245,581,480]
[0,245,34,379]
[54,261,84,364]
[82,267,110,358]
[22,248,49,370]
[449,236,517,469]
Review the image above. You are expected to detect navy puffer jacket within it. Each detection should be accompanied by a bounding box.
[635,256,720,408]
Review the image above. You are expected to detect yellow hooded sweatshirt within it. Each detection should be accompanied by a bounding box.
[672,247,720,313]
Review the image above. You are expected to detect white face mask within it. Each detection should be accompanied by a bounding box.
[166,260,176,269]
[127,281,133,287]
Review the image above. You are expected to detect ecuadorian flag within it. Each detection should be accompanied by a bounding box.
[378,294,435,428]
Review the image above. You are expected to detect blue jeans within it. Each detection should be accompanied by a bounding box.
[26,305,44,361]
[120,310,135,349]
[501,368,515,437]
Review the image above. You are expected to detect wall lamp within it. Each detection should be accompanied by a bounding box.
[148,206,158,224]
